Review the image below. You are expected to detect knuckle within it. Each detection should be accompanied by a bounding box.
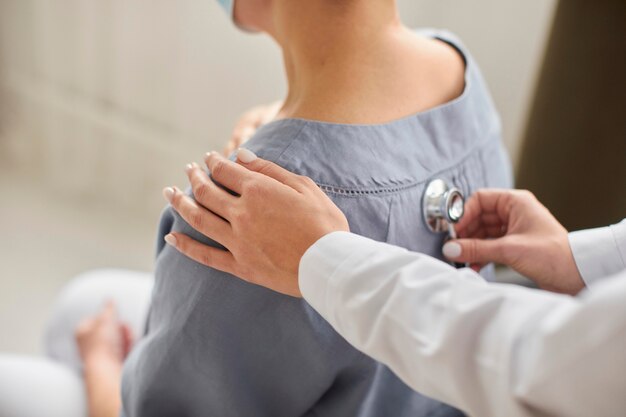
[299,175,317,188]
[200,252,213,267]
[466,241,477,262]
[242,180,261,196]
[194,183,209,201]
[256,162,273,176]
[516,189,535,201]
[232,208,250,225]
[254,160,277,177]
[190,212,204,229]
[170,190,182,207]
[211,160,226,178]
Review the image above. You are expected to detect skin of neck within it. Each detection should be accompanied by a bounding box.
[264,0,413,121]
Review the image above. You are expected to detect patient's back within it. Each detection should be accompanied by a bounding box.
[121,30,512,417]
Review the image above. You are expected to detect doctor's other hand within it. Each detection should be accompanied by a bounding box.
[164,150,349,297]
[223,100,283,156]
[444,189,585,295]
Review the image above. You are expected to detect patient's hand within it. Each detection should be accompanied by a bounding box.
[223,100,282,156]
[75,301,133,367]
[75,301,132,417]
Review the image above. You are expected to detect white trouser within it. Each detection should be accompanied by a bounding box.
[0,269,153,417]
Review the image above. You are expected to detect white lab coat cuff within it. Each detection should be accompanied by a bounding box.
[569,219,626,287]
[299,232,391,315]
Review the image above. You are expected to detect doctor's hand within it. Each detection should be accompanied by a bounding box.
[223,101,283,156]
[444,189,585,295]
[163,150,349,297]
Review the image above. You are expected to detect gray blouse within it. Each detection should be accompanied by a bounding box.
[121,29,513,417]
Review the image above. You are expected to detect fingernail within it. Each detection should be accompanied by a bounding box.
[443,242,462,259]
[207,151,221,160]
[164,234,177,247]
[237,148,257,163]
[185,163,194,174]
[163,187,175,203]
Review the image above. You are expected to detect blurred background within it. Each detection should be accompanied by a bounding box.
[0,0,623,355]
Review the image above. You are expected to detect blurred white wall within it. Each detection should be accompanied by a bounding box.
[0,0,557,218]
[0,0,557,355]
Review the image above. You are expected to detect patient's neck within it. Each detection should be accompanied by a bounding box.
[271,1,413,123]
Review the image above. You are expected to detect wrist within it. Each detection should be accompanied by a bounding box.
[561,235,586,294]
[83,350,123,371]
[541,231,585,295]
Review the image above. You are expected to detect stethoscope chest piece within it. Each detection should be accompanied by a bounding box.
[422,179,465,235]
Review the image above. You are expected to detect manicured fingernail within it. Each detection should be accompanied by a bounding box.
[163,187,175,203]
[237,148,257,163]
[443,242,462,259]
[206,151,220,160]
[185,163,194,174]
[164,234,177,247]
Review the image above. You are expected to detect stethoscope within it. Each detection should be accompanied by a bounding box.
[422,179,466,267]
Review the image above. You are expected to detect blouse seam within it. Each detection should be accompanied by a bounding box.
[315,136,494,197]
[274,123,309,165]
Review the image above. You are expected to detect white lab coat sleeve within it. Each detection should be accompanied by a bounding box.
[299,231,626,417]
[569,218,626,287]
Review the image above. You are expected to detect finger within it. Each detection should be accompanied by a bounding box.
[226,115,259,156]
[471,189,512,212]
[456,190,513,237]
[165,233,237,275]
[204,152,255,195]
[481,213,504,226]
[164,187,232,245]
[186,163,236,218]
[443,238,506,265]
[485,225,507,238]
[120,324,134,357]
[455,194,490,235]
[101,300,117,322]
[238,126,256,141]
[465,228,488,240]
[456,189,508,230]
[260,100,282,124]
[236,148,313,192]
[223,142,235,157]
[224,137,243,157]
[75,318,95,336]
[457,216,483,237]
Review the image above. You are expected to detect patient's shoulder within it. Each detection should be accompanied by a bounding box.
[417,35,467,105]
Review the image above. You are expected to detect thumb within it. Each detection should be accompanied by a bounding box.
[236,148,304,190]
[443,238,505,265]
